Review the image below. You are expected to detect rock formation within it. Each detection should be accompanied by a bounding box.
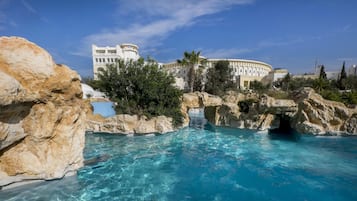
[291,88,357,135]
[181,89,357,135]
[86,113,175,135]
[0,37,86,188]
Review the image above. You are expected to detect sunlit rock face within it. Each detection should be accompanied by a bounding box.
[291,88,357,135]
[202,91,298,131]
[182,89,356,136]
[86,112,175,135]
[0,37,87,188]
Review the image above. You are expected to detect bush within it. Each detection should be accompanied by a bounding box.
[96,58,183,127]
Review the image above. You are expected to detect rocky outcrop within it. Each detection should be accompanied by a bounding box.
[86,113,175,134]
[86,92,222,134]
[0,37,86,188]
[181,92,222,126]
[203,91,298,130]
[185,89,356,135]
[291,88,357,135]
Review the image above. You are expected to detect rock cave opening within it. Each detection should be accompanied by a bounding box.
[268,114,300,141]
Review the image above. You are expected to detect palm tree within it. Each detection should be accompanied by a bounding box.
[177,50,206,92]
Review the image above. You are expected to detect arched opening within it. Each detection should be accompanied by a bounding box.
[268,114,300,141]
[188,107,212,129]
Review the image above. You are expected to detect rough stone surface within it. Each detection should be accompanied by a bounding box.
[181,89,356,135]
[291,88,357,135]
[0,37,86,188]
[86,113,175,135]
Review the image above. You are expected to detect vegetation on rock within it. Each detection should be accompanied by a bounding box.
[94,58,183,127]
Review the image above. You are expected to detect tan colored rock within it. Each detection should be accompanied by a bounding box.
[292,88,357,135]
[0,37,86,188]
[86,113,174,135]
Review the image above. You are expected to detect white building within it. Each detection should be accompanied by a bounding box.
[163,58,272,89]
[92,44,140,79]
[262,68,289,84]
[348,65,357,76]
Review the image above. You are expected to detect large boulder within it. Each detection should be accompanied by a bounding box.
[291,88,357,135]
[0,37,86,188]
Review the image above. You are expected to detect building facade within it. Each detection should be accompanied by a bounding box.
[163,58,272,90]
[348,65,357,76]
[262,68,289,85]
[92,44,140,79]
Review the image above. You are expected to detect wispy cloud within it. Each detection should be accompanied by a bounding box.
[203,38,306,59]
[72,0,254,57]
[0,0,11,30]
[21,0,37,14]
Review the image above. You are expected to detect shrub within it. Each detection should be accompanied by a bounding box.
[96,58,183,127]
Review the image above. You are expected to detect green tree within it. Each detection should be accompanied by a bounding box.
[319,65,327,80]
[337,61,347,90]
[313,78,328,93]
[250,80,269,93]
[177,51,206,92]
[96,58,183,126]
[82,76,101,90]
[281,73,291,92]
[205,60,235,95]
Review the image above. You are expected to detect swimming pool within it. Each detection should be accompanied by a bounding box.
[1,125,356,201]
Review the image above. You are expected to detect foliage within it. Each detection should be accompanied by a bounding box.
[337,61,347,90]
[281,73,292,91]
[266,90,290,99]
[205,60,235,96]
[82,76,101,90]
[96,58,183,127]
[177,50,206,92]
[319,65,327,80]
[346,75,357,91]
[313,78,329,93]
[250,80,270,93]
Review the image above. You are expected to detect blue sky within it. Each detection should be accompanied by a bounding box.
[1,0,356,77]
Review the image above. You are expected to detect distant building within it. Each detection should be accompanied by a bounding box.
[163,58,272,90]
[348,65,357,76]
[92,44,140,79]
[314,65,339,80]
[262,68,289,84]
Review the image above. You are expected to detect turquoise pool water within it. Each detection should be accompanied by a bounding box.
[1,125,357,200]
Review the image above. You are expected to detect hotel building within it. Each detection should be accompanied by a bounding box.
[92,44,140,79]
[163,58,272,90]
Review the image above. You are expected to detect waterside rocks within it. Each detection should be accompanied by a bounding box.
[291,88,357,135]
[203,91,298,130]
[0,37,86,188]
[183,89,357,135]
[86,109,175,135]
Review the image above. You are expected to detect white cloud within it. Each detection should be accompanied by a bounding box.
[0,0,10,30]
[72,0,254,57]
[21,0,37,14]
[202,38,305,59]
